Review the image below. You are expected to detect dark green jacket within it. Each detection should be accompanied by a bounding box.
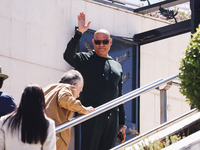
[63,31,126,125]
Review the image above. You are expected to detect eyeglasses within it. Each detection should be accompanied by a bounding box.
[94,39,110,45]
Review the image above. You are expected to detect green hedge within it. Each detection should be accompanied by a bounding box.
[179,25,200,110]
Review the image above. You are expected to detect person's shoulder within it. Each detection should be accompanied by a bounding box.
[107,57,123,72]
[55,83,75,94]
[44,83,72,93]
[45,115,56,129]
[0,115,7,121]
[0,115,5,126]
[108,57,122,66]
[44,83,64,91]
[77,50,94,57]
[0,114,10,125]
[57,83,72,89]
[61,84,76,94]
[45,115,55,124]
[0,92,14,100]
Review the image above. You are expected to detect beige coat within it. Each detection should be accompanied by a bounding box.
[44,83,87,150]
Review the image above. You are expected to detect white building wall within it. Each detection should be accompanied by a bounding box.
[0,0,191,146]
[140,32,191,133]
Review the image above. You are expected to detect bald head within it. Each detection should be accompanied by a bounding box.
[94,29,110,39]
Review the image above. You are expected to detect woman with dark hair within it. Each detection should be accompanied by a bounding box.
[0,84,56,150]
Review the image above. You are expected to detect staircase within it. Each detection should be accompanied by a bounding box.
[56,75,200,150]
[112,108,200,150]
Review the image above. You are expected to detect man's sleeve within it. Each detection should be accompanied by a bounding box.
[63,31,82,69]
[118,72,126,125]
[57,87,87,114]
[3,96,16,116]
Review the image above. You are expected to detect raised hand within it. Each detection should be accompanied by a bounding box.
[77,12,91,34]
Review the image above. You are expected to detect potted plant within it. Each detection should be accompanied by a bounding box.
[179,25,200,110]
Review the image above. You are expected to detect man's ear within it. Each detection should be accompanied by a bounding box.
[92,39,95,46]
[110,38,113,46]
[74,83,78,88]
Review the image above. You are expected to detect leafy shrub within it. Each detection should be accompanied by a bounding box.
[178,25,200,110]
[133,134,183,150]
[130,120,200,149]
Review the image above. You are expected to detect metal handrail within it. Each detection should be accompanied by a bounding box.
[112,108,197,150]
[56,74,178,133]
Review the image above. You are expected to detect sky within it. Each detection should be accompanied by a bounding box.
[140,0,163,5]
[125,0,190,12]
[125,0,164,6]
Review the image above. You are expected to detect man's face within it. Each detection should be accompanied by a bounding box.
[92,33,112,58]
[74,80,83,98]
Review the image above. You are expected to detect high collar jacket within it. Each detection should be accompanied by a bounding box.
[63,32,126,125]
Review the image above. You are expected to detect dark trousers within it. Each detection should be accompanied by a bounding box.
[81,109,119,150]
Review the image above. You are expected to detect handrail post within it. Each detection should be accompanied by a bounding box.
[160,89,167,124]
[157,81,172,124]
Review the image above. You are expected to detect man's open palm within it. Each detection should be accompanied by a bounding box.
[78,12,91,33]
